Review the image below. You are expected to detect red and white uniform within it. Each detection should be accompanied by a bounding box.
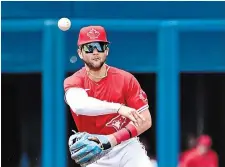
[179,148,218,167]
[64,65,152,167]
[64,65,149,134]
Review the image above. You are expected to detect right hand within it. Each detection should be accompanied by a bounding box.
[118,105,145,127]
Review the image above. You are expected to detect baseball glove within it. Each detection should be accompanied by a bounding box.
[68,131,112,167]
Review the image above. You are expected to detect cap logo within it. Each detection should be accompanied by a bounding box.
[87,28,100,39]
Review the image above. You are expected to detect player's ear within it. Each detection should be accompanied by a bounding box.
[77,48,83,59]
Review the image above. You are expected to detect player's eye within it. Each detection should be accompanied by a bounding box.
[83,45,93,53]
[82,42,108,53]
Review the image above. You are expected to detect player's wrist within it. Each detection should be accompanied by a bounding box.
[106,102,122,113]
[116,104,123,113]
[112,124,138,145]
[107,134,118,147]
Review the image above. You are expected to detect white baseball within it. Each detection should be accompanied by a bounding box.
[58,18,71,31]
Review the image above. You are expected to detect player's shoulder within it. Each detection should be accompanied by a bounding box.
[208,149,218,157]
[109,66,135,80]
[64,67,86,85]
[181,148,195,157]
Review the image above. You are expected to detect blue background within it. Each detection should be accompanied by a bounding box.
[2,2,225,167]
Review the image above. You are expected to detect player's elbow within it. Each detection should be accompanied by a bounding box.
[146,116,152,130]
[68,101,86,115]
[147,110,152,130]
[72,105,85,114]
[65,88,88,113]
[142,109,152,130]
[139,116,151,135]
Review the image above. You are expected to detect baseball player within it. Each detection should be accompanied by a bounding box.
[179,135,218,167]
[64,25,153,167]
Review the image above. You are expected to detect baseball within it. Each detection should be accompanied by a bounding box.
[58,18,71,31]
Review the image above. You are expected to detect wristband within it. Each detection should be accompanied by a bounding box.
[113,128,130,144]
[113,124,138,144]
[125,124,138,137]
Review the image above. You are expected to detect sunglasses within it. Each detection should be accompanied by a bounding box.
[82,42,108,53]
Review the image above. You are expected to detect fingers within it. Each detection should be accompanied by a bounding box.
[134,110,145,121]
[70,140,86,152]
[127,111,138,126]
[71,142,94,159]
[69,134,80,146]
[71,141,102,164]
[131,111,140,127]
[131,110,145,127]
[75,147,101,164]
[88,136,100,144]
[118,106,146,127]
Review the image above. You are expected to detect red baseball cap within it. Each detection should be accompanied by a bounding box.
[77,26,110,46]
[197,135,212,147]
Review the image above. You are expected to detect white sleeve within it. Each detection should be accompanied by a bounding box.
[65,88,122,116]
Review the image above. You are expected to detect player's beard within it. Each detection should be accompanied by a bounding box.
[83,58,106,71]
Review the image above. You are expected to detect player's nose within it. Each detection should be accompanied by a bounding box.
[92,48,99,55]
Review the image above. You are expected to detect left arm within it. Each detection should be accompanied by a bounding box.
[108,74,152,146]
[133,108,152,135]
[69,74,152,165]
[107,108,152,146]
[69,110,151,165]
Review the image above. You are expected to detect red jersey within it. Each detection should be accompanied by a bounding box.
[179,148,218,167]
[64,66,149,135]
